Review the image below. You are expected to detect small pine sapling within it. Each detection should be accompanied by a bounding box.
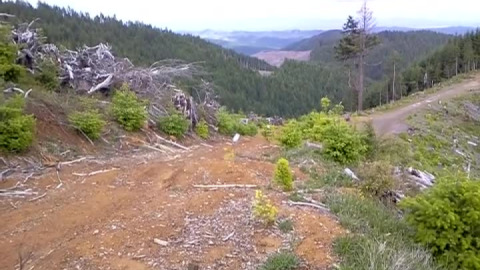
[274,158,294,191]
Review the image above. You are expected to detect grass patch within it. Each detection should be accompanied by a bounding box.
[277,219,294,233]
[287,192,305,202]
[324,192,440,270]
[259,252,300,270]
[306,169,353,189]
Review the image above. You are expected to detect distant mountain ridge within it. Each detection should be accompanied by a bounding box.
[185,29,324,55]
[186,26,476,55]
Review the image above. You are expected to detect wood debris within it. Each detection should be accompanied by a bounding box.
[287,200,330,212]
[73,168,120,177]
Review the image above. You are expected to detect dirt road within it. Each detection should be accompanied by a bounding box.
[0,137,342,270]
[371,73,480,136]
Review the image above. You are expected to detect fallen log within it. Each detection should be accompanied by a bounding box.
[58,157,88,168]
[154,133,189,151]
[73,168,119,177]
[88,74,113,94]
[141,144,166,153]
[28,193,47,202]
[287,200,330,212]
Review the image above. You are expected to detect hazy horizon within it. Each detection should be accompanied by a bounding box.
[25,0,480,31]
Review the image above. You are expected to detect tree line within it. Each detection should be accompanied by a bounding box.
[0,1,356,117]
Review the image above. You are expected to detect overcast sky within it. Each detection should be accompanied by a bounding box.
[26,0,479,31]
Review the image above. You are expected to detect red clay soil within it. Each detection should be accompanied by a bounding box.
[0,136,343,270]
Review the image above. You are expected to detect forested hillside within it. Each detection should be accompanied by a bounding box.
[363,30,480,107]
[0,1,466,116]
[0,1,355,116]
[285,30,452,81]
[402,31,480,93]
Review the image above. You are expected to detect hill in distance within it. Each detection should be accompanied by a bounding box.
[186,29,324,55]
[193,26,475,56]
[0,2,470,117]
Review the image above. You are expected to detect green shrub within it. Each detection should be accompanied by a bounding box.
[400,176,480,269]
[0,95,35,152]
[158,112,189,138]
[361,122,377,159]
[277,219,294,233]
[321,96,331,112]
[253,190,278,225]
[278,120,302,149]
[216,107,257,137]
[261,125,274,141]
[331,102,345,115]
[35,60,60,91]
[216,107,237,136]
[294,112,367,164]
[315,118,366,164]
[111,84,147,131]
[195,120,209,139]
[357,161,395,198]
[237,122,258,136]
[274,158,294,191]
[259,252,299,270]
[0,41,24,82]
[69,110,106,140]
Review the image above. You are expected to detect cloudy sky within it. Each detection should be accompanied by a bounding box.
[26,0,479,31]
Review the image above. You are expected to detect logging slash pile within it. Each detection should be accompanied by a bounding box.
[8,17,220,128]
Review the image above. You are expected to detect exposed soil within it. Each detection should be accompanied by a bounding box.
[252,51,311,67]
[0,136,343,270]
[370,73,480,136]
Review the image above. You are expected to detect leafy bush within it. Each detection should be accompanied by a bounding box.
[237,122,258,136]
[195,120,209,139]
[35,60,60,91]
[400,176,480,269]
[216,107,257,136]
[158,112,189,138]
[313,117,366,164]
[361,122,377,159]
[0,95,35,152]
[293,112,367,164]
[111,84,147,131]
[331,102,345,115]
[0,40,24,82]
[69,110,106,140]
[278,120,302,149]
[278,219,294,233]
[321,96,331,112]
[274,158,294,191]
[261,125,274,141]
[357,161,395,198]
[216,107,237,136]
[259,252,299,270]
[253,190,278,225]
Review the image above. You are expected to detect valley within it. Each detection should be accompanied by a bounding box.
[1,1,480,270]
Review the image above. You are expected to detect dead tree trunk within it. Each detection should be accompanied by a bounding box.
[392,62,396,102]
[358,53,364,111]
